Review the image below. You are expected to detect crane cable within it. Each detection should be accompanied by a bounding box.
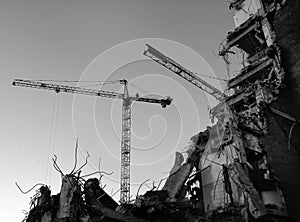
[31,79,120,83]
[194,72,227,82]
[45,93,60,184]
[31,79,166,99]
[128,82,169,99]
[31,79,124,90]
[128,82,150,95]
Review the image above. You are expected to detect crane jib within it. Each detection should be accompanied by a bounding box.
[144,44,226,101]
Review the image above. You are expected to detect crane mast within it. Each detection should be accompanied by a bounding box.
[120,80,131,203]
[12,78,172,203]
[143,44,226,101]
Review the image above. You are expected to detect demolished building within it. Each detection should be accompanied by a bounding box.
[19,0,300,221]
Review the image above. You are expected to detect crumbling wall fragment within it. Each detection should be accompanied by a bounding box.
[162,144,203,200]
[56,175,81,221]
[84,178,118,210]
[232,161,267,217]
[162,162,193,200]
[168,152,184,176]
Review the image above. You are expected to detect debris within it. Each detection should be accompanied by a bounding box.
[84,178,118,210]
[162,144,204,200]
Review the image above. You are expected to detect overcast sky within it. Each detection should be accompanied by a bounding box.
[0,0,234,221]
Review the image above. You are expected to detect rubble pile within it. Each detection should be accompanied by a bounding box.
[21,141,209,222]
[22,165,208,221]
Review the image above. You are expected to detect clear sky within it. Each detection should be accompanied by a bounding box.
[0,0,234,221]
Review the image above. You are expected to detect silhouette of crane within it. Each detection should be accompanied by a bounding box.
[12,78,172,203]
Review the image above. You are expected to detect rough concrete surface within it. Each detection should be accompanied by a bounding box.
[262,0,300,220]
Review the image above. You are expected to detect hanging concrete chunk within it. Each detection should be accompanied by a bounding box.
[233,161,267,217]
[162,147,202,200]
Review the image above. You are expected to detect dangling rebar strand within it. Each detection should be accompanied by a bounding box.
[15,182,46,194]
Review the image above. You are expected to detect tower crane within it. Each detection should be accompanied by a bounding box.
[143,44,226,101]
[12,78,172,203]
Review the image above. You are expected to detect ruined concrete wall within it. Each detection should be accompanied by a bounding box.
[273,0,300,115]
[262,0,300,220]
[262,110,300,220]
